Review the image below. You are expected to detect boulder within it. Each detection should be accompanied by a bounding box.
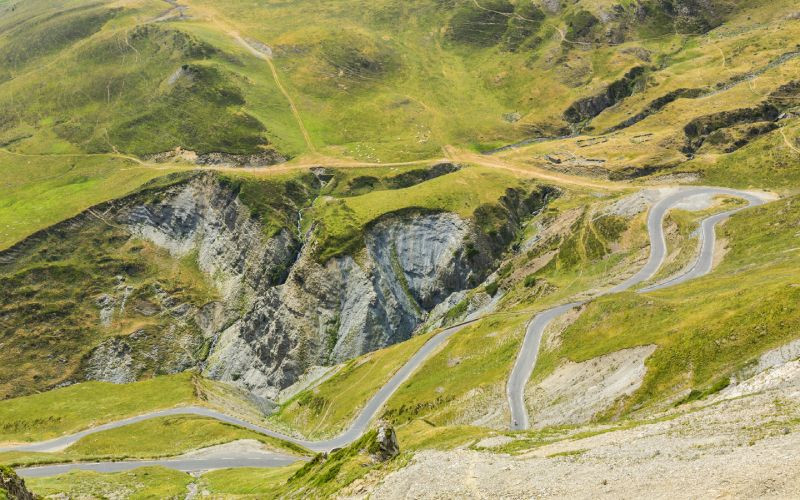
[371,422,400,461]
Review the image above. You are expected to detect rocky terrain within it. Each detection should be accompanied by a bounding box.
[0,171,553,401]
[0,465,36,500]
[355,337,800,499]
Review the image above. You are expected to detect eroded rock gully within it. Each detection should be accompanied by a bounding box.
[1,172,554,401]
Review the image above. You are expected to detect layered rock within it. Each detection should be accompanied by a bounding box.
[1,172,552,400]
[202,209,494,399]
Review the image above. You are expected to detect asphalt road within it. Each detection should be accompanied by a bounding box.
[10,321,474,477]
[507,187,771,430]
[18,454,300,479]
[9,187,772,475]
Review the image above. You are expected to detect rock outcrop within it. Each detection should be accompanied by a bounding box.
[145,148,287,168]
[200,208,495,399]
[371,422,400,461]
[60,173,553,399]
[0,466,37,500]
[564,66,647,124]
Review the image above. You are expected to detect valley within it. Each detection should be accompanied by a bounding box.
[0,0,799,498]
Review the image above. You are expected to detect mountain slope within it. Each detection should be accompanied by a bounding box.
[0,0,799,497]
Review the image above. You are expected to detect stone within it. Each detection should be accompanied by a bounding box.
[372,422,400,461]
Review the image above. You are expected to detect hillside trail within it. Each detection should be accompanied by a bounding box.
[442,145,626,191]
[780,127,800,154]
[1,141,626,193]
[180,0,316,153]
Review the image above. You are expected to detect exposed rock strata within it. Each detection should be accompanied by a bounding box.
[564,66,647,124]
[145,148,287,167]
[0,172,552,399]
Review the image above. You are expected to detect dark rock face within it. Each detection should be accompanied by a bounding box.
[193,150,287,168]
[685,103,781,139]
[607,87,706,132]
[0,466,37,500]
[638,0,736,34]
[564,66,648,124]
[683,81,799,153]
[683,104,780,154]
[144,149,288,168]
[664,0,732,33]
[371,422,400,462]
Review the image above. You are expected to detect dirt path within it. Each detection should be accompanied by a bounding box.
[182,0,316,153]
[780,127,800,154]
[231,32,316,153]
[443,146,625,191]
[2,140,628,193]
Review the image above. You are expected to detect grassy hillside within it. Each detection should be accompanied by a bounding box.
[0,0,799,496]
[534,195,800,415]
[0,373,198,443]
[0,204,217,398]
[0,0,796,253]
[3,0,790,166]
[0,151,183,251]
[270,330,436,439]
[0,0,303,157]
[27,467,192,500]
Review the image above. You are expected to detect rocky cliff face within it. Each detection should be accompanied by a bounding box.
[0,465,36,500]
[199,207,494,399]
[1,172,551,400]
[112,173,554,399]
[121,175,298,303]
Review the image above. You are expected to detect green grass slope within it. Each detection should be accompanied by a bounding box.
[0,152,183,251]
[0,373,198,443]
[536,195,800,416]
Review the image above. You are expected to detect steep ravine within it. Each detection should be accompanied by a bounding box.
[158,174,553,399]
[0,172,555,401]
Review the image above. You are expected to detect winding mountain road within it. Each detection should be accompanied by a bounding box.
[507,187,772,430]
[10,320,475,477]
[8,187,773,477]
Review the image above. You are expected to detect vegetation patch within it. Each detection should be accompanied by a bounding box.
[0,214,216,398]
[0,373,198,443]
[539,196,800,416]
[26,466,191,500]
[446,0,514,47]
[1,416,306,468]
[1,5,120,70]
[218,171,317,238]
[272,331,435,439]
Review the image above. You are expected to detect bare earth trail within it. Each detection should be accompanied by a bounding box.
[507,186,775,430]
[180,0,316,153]
[442,146,625,191]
